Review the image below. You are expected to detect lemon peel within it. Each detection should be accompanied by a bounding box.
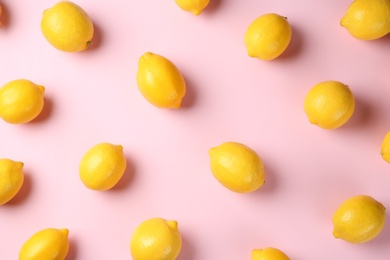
[19,228,69,260]
[130,218,182,260]
[209,142,265,193]
[244,13,292,60]
[0,79,45,124]
[41,1,94,52]
[332,195,386,243]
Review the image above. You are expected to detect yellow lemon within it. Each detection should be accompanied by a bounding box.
[341,0,390,40]
[244,13,292,60]
[19,228,69,260]
[0,79,45,124]
[332,195,386,243]
[175,0,210,15]
[136,52,186,109]
[0,159,24,205]
[381,131,390,163]
[130,218,182,260]
[79,143,126,191]
[304,80,355,130]
[41,1,94,52]
[209,142,265,193]
[252,247,290,260]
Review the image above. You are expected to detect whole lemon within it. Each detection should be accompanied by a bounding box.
[136,52,186,109]
[244,13,292,60]
[130,218,182,260]
[209,142,265,193]
[41,1,94,52]
[380,131,390,163]
[19,228,69,260]
[0,159,24,205]
[252,247,290,260]
[332,195,386,244]
[0,79,45,124]
[341,0,390,40]
[304,80,355,130]
[79,143,126,191]
[175,0,210,15]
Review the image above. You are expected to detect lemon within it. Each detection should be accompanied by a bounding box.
[0,159,24,205]
[79,142,126,191]
[341,0,390,40]
[41,1,94,52]
[130,218,182,260]
[381,131,390,163]
[136,52,186,109]
[332,195,386,244]
[252,247,290,260]
[19,228,69,260]
[244,13,292,60]
[175,0,210,15]
[0,79,45,124]
[209,142,265,193]
[304,80,355,130]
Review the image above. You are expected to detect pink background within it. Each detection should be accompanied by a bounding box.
[1,0,390,259]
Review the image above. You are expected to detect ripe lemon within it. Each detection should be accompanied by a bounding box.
[381,131,390,163]
[130,218,182,260]
[175,0,210,15]
[41,1,94,52]
[304,80,355,130]
[79,143,126,191]
[341,0,390,40]
[136,52,186,109]
[332,195,386,243]
[252,247,290,260]
[244,13,292,60]
[19,228,69,260]
[209,142,265,193]
[0,79,45,124]
[0,159,24,205]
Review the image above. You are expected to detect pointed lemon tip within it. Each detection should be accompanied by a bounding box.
[60,228,69,237]
[167,220,178,231]
[15,161,24,169]
[170,99,183,109]
[252,249,263,259]
[191,10,202,16]
[116,145,123,152]
[340,17,347,28]
[208,147,216,157]
[38,85,45,92]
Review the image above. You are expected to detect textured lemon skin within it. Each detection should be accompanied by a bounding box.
[41,1,94,52]
[252,247,290,260]
[136,52,186,109]
[130,218,182,260]
[209,142,265,193]
[304,81,355,130]
[381,131,390,162]
[341,0,390,40]
[0,79,45,124]
[0,159,24,205]
[332,195,386,244]
[244,13,292,60]
[19,228,69,260]
[175,0,210,15]
[79,143,127,191]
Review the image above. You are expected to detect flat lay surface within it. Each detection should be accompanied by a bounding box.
[1,0,390,259]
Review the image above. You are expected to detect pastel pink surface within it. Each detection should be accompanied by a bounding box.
[1,0,390,259]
